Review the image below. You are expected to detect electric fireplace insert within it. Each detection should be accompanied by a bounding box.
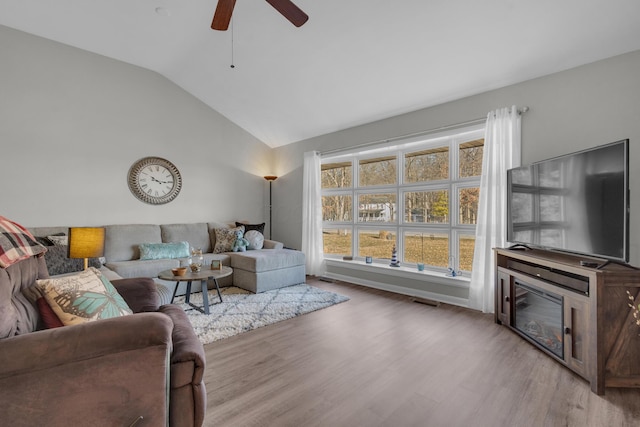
[514,279,564,358]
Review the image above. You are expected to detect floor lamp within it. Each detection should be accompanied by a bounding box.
[264,175,278,239]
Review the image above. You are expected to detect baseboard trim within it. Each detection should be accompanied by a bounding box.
[324,272,470,308]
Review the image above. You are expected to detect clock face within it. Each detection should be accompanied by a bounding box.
[128,157,182,205]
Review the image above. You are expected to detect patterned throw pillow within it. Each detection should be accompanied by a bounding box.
[139,241,190,260]
[36,297,64,329]
[244,230,264,250]
[43,244,102,276]
[36,267,132,326]
[47,234,69,246]
[213,226,244,253]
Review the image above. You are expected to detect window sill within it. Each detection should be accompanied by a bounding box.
[324,258,470,289]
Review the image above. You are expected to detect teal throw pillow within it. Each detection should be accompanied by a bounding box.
[139,241,190,260]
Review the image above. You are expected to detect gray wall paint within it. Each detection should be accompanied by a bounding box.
[273,49,640,269]
[1,26,274,228]
[3,23,639,282]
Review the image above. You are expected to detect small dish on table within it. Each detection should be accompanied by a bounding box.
[171,267,187,276]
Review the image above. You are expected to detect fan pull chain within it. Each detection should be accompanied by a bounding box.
[230,19,235,68]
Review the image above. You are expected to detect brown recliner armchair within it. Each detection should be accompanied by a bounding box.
[0,255,206,427]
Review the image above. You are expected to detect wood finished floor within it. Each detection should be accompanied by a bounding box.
[203,278,640,427]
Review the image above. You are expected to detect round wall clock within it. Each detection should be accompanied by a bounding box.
[128,157,182,205]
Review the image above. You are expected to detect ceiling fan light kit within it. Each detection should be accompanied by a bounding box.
[211,0,308,31]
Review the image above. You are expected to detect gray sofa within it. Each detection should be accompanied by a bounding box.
[30,222,306,299]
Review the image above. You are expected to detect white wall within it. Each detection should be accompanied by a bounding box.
[274,50,640,269]
[1,26,274,228]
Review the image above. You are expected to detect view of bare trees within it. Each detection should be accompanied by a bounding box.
[321,138,484,271]
[359,156,396,186]
[321,161,352,222]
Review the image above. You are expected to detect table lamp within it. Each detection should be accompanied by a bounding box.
[68,227,105,270]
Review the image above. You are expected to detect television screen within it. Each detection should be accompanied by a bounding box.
[507,140,629,262]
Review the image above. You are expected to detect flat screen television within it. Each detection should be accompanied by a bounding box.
[507,139,629,262]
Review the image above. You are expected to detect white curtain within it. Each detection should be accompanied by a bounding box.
[468,106,521,313]
[302,151,325,276]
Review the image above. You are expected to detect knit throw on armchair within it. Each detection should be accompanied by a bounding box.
[0,216,47,268]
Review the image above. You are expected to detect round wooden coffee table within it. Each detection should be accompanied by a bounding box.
[158,266,232,315]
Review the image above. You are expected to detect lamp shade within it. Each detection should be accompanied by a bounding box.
[263,175,278,181]
[68,227,105,259]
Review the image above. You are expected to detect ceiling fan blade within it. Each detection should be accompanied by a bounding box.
[265,0,309,27]
[211,0,237,31]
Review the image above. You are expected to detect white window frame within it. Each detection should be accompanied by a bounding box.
[321,125,484,275]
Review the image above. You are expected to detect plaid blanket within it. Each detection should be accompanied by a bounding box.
[0,216,47,268]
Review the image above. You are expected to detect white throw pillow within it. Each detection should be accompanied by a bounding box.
[244,230,264,250]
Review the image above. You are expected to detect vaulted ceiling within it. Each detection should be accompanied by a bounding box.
[2,1,640,147]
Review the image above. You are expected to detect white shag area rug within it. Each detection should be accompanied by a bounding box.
[174,284,349,345]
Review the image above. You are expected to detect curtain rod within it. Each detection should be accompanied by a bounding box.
[320,106,529,157]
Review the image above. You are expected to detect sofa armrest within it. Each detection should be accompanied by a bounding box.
[263,239,284,250]
[0,313,172,426]
[158,304,207,427]
[112,277,161,312]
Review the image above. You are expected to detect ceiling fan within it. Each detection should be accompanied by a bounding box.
[211,0,309,31]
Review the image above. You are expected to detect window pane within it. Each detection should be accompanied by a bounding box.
[322,195,352,222]
[322,162,352,189]
[359,156,397,186]
[459,139,484,178]
[459,187,479,225]
[459,235,475,272]
[358,229,396,259]
[405,146,449,183]
[323,228,352,256]
[358,193,397,222]
[422,233,449,268]
[404,190,449,224]
[403,231,427,264]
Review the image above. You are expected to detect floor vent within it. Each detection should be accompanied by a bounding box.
[412,297,440,307]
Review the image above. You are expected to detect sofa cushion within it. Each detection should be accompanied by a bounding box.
[43,244,102,276]
[1,256,48,338]
[244,230,264,250]
[36,267,132,326]
[35,231,65,246]
[229,249,305,273]
[36,297,64,329]
[139,241,190,260]
[105,259,180,279]
[104,224,162,262]
[46,234,68,246]
[207,221,233,250]
[161,223,211,253]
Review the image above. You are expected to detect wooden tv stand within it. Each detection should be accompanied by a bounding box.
[494,247,640,395]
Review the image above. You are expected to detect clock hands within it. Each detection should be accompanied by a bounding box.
[146,174,174,185]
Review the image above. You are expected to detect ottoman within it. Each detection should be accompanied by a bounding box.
[229,249,306,293]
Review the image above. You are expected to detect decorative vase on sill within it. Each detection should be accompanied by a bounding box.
[446,256,459,277]
[390,245,400,267]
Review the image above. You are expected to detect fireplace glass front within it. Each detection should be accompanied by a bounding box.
[514,280,564,358]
